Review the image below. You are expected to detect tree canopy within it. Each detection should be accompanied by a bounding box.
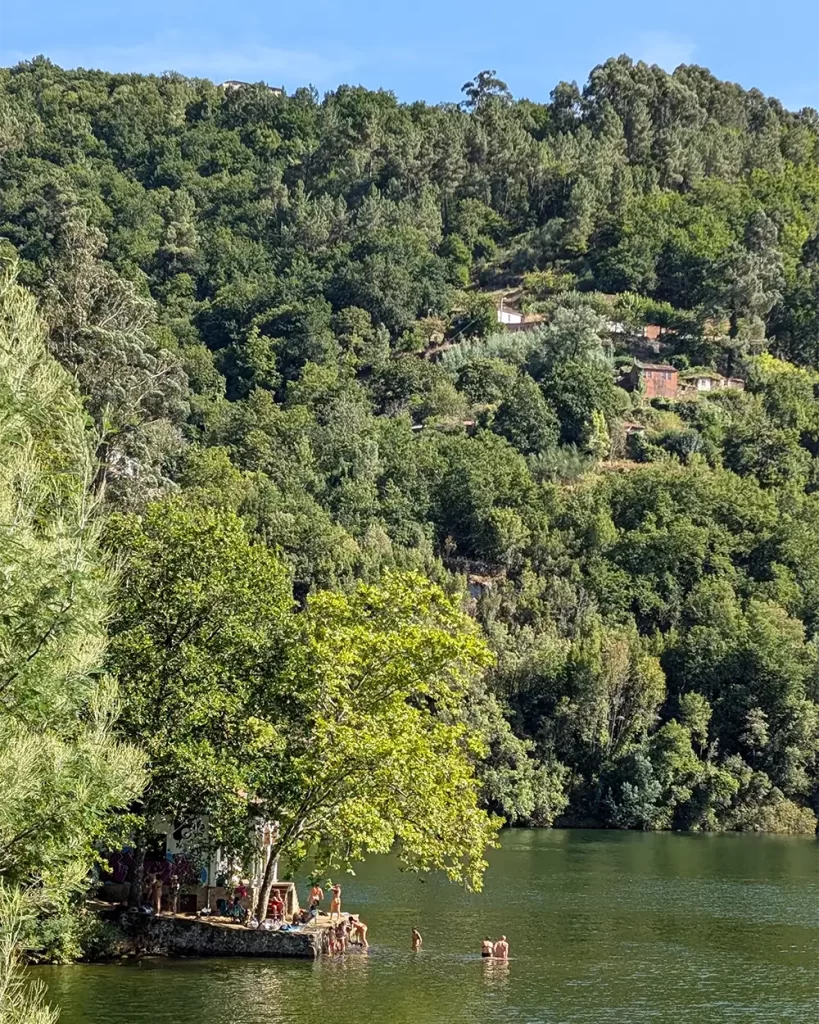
[0,55,817,912]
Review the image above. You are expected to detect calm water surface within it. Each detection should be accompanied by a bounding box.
[42,830,819,1023]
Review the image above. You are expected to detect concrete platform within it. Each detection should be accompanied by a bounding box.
[113,912,328,959]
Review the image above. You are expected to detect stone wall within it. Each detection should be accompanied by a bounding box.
[114,912,327,959]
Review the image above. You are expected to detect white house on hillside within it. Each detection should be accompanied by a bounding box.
[497,307,523,325]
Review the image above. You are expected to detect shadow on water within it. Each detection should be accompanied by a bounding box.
[39,830,819,1024]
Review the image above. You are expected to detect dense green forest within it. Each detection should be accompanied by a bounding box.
[2,52,819,867]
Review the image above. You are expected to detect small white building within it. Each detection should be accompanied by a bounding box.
[681,371,746,394]
[497,308,523,325]
[686,370,724,392]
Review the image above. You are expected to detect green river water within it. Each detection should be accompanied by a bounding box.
[41,829,818,1024]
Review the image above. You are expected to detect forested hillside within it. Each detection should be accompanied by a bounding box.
[2,55,819,834]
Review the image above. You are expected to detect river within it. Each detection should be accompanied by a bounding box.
[41,829,818,1023]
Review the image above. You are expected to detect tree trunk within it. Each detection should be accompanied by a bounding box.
[92,440,110,499]
[726,311,739,378]
[254,843,281,924]
[127,836,147,909]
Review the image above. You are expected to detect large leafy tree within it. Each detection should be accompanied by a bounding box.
[105,498,293,905]
[251,573,500,919]
[106,503,500,917]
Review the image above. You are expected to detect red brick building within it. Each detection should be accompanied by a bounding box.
[627,361,678,399]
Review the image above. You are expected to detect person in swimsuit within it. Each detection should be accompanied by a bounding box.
[151,874,164,916]
[269,892,284,922]
[170,873,181,916]
[481,937,494,958]
[412,927,423,951]
[493,935,509,960]
[334,919,347,952]
[329,883,342,921]
[308,883,324,908]
[350,915,369,948]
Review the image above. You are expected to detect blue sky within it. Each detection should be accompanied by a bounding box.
[3,0,818,110]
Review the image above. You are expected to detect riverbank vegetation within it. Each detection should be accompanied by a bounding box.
[1,51,819,992]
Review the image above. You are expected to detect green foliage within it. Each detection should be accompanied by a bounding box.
[106,498,294,858]
[252,573,500,914]
[0,266,144,1006]
[106,499,500,910]
[3,55,819,858]
[490,373,558,455]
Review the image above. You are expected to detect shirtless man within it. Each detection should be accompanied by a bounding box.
[493,935,509,960]
[329,883,342,921]
[412,927,423,951]
[481,936,494,958]
[308,882,324,909]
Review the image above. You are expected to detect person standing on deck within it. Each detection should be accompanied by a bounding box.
[308,882,324,909]
[412,927,423,951]
[329,882,342,921]
[170,873,180,916]
[151,874,164,916]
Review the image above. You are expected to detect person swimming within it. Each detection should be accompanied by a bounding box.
[493,935,509,960]
[481,937,494,957]
[412,927,423,951]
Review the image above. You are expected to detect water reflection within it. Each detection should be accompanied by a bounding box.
[481,958,510,989]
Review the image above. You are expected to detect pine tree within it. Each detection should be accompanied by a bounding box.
[0,262,144,1019]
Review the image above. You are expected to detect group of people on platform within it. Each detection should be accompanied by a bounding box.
[304,882,369,952]
[142,870,182,916]
[328,915,369,952]
[307,882,342,919]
